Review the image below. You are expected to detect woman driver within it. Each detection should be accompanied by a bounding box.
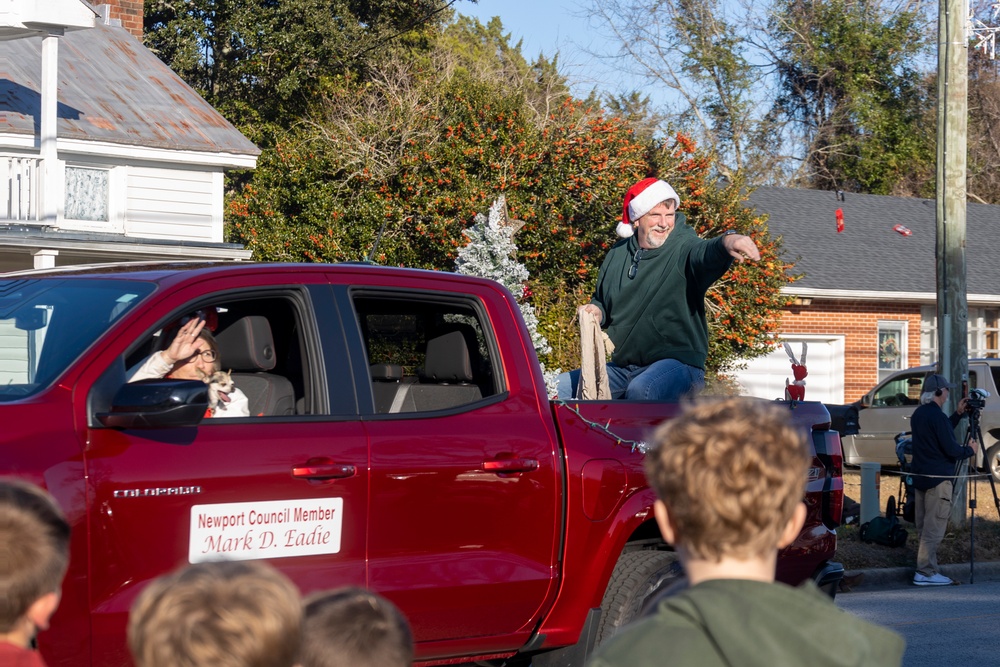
[127,316,249,417]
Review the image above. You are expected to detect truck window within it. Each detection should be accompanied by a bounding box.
[352,294,497,413]
[0,278,153,401]
[871,371,923,407]
[124,293,319,417]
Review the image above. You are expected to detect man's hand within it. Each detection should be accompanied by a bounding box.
[957,396,970,416]
[722,233,761,263]
[578,304,602,322]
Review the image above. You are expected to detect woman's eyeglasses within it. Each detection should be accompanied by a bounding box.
[184,349,218,363]
[628,248,644,279]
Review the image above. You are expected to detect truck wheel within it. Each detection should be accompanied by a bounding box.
[595,550,679,646]
[987,442,1000,484]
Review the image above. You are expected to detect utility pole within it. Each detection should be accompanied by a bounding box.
[938,0,970,525]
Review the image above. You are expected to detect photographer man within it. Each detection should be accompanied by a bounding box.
[909,373,975,586]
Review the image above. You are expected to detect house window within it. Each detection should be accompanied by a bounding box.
[65,166,109,221]
[878,321,906,381]
[920,305,937,365]
[973,309,1000,358]
[920,306,1000,364]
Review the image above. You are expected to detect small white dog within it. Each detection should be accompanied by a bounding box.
[199,369,235,415]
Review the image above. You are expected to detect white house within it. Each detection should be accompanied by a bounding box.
[0,0,258,271]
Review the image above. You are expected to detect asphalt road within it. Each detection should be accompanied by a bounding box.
[837,579,1000,666]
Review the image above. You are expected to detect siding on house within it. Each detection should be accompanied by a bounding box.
[0,318,27,384]
[125,168,218,242]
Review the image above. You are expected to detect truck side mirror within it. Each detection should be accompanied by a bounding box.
[97,379,209,429]
[858,395,872,408]
[828,404,860,436]
[14,308,48,331]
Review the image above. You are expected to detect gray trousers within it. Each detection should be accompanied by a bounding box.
[915,480,953,576]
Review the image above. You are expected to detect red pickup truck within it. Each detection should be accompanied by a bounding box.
[0,262,844,667]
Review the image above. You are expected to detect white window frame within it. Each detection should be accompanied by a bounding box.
[920,305,1000,365]
[877,320,907,382]
[970,308,1000,359]
[61,163,124,233]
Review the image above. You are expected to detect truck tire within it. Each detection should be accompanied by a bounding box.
[987,442,1000,484]
[594,550,679,646]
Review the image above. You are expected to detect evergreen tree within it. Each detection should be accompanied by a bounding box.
[455,196,558,393]
[144,0,451,141]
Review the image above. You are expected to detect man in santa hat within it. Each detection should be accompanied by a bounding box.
[556,177,761,400]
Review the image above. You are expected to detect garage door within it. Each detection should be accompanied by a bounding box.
[734,335,845,404]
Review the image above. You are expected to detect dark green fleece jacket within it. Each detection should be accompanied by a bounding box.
[589,579,904,667]
[590,216,733,369]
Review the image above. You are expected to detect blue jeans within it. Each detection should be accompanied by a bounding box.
[556,359,705,401]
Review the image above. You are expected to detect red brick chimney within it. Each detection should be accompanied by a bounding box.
[91,1,144,40]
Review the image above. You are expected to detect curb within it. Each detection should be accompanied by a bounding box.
[840,560,1000,592]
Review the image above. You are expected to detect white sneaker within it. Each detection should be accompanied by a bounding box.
[913,572,953,586]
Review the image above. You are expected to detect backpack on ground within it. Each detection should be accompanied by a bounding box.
[859,499,908,548]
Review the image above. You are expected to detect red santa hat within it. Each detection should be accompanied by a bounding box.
[617,178,680,238]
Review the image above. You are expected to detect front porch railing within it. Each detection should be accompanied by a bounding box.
[0,156,39,223]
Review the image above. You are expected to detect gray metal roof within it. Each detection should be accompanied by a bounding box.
[0,22,259,156]
[747,187,1000,296]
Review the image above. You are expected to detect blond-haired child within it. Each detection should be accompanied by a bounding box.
[590,398,905,667]
[128,560,301,667]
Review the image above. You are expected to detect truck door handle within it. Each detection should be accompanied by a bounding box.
[292,459,357,480]
[482,458,539,474]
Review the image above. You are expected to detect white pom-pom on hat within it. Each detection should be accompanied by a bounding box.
[615,221,635,238]
[617,178,680,238]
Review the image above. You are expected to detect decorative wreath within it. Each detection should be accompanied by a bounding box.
[879,336,900,364]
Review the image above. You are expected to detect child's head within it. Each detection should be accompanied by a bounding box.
[0,479,71,637]
[644,397,809,561]
[128,560,301,667]
[301,587,413,667]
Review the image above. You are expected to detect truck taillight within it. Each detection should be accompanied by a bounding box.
[811,429,844,529]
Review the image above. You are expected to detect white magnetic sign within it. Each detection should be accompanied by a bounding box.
[189,498,343,563]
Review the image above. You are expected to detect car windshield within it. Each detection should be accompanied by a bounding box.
[0,278,154,402]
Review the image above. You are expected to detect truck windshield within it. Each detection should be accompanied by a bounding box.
[0,278,154,402]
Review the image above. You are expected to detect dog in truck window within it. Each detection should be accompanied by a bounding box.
[199,369,236,415]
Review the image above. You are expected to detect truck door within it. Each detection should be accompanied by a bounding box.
[340,287,561,652]
[81,283,368,667]
[855,369,926,465]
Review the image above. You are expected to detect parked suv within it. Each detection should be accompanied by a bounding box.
[841,360,1000,481]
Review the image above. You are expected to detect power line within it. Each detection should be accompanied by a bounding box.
[354,0,462,58]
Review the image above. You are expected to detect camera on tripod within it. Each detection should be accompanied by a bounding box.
[967,387,989,412]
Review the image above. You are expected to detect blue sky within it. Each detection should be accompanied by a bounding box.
[457,0,590,59]
[455,0,628,100]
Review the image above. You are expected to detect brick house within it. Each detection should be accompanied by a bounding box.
[734,187,1000,404]
[0,0,258,271]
